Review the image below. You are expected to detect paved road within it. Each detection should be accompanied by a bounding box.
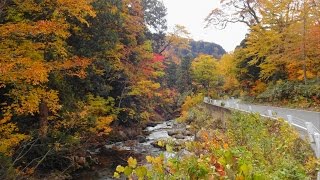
[220,99,320,131]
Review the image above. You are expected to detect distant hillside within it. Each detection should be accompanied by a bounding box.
[189,40,226,59]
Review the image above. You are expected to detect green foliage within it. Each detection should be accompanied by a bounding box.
[257,80,320,107]
[227,112,317,179]
[116,108,318,179]
[191,54,221,95]
[189,40,226,59]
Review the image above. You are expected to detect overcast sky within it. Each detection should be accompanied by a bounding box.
[162,0,248,52]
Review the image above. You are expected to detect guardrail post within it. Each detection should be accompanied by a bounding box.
[286,115,293,124]
[268,110,272,117]
[214,100,217,105]
[306,122,315,143]
[314,133,320,180]
[236,104,240,109]
[248,106,252,112]
[314,133,320,158]
[226,102,230,107]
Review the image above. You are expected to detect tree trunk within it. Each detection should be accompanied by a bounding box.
[39,100,49,141]
[302,0,307,85]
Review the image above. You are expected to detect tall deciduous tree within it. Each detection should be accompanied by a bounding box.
[205,0,261,29]
[143,0,167,53]
[191,55,220,95]
[217,54,240,94]
[0,0,95,152]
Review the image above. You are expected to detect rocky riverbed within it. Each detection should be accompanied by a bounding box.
[73,120,194,179]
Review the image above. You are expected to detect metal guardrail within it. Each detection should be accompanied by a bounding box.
[204,97,320,158]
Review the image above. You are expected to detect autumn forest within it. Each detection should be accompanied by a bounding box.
[0,0,320,179]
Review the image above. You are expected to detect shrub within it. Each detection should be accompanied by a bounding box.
[257,80,320,106]
[178,93,204,122]
[115,110,318,179]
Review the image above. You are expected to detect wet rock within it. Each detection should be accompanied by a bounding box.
[183,130,193,136]
[126,129,141,140]
[177,149,193,157]
[87,148,100,155]
[166,121,174,127]
[104,144,115,149]
[172,121,185,128]
[146,121,160,127]
[173,134,185,139]
[72,156,87,168]
[167,130,180,136]
[137,135,147,143]
[147,130,169,140]
[164,151,176,159]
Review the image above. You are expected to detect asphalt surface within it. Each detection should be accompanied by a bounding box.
[220,99,320,131]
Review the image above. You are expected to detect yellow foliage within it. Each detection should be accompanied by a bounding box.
[129,80,160,98]
[90,116,113,136]
[251,81,267,96]
[113,172,120,179]
[116,165,125,173]
[9,87,60,116]
[140,111,151,122]
[179,93,204,122]
[0,121,28,156]
[181,93,204,112]
[0,0,96,157]
[286,61,316,81]
[128,156,137,168]
[191,55,218,91]
[56,0,96,26]
[217,54,239,92]
[146,155,153,163]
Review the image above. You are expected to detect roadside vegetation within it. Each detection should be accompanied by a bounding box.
[116,99,318,179]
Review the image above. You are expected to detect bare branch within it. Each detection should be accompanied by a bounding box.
[13,138,40,165]
[0,0,7,15]
[205,0,261,29]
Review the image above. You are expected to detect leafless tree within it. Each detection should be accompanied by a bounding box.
[205,0,261,29]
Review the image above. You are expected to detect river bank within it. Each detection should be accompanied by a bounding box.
[72,119,194,179]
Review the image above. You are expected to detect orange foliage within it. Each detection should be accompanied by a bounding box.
[251,80,267,96]
[0,0,96,155]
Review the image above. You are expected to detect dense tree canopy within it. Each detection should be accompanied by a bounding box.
[1,0,319,179]
[206,0,320,107]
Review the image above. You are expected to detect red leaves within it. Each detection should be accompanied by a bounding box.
[140,53,165,77]
[153,53,165,63]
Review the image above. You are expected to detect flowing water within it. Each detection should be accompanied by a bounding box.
[73,120,194,179]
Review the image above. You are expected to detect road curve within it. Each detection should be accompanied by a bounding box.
[223,99,320,130]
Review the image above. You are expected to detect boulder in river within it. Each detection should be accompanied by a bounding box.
[146,121,161,127]
[173,134,185,139]
[183,130,193,136]
[167,130,182,136]
[137,135,147,143]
